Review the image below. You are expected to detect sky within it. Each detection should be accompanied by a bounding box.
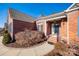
[0,3,72,28]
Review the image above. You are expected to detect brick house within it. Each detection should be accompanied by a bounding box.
[8,3,79,44]
[8,9,37,40]
[36,3,79,44]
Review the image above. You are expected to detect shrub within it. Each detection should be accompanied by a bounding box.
[14,29,47,47]
[45,42,69,56]
[2,30,11,45]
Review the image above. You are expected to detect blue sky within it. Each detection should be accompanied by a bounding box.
[0,3,72,28]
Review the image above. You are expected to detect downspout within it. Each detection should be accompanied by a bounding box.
[65,13,70,44]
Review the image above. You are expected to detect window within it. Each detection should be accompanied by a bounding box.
[52,24,59,34]
[37,25,43,32]
[54,24,59,34]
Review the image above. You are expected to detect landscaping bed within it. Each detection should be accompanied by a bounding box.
[6,29,47,48]
[45,41,79,56]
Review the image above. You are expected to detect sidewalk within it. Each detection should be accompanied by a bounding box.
[0,36,54,56]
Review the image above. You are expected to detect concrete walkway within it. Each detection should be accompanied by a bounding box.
[0,36,54,56]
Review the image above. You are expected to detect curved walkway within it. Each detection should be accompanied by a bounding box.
[0,36,54,56]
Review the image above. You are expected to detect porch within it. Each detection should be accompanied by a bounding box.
[45,16,68,43]
[36,14,70,44]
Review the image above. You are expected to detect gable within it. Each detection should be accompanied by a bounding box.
[67,3,79,11]
[70,4,79,9]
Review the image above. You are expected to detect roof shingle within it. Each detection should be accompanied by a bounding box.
[8,8,35,23]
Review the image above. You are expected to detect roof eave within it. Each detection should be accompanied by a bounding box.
[46,15,66,22]
[65,7,79,13]
[66,3,75,11]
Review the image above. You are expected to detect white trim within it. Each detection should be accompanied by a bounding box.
[44,20,47,36]
[65,7,79,12]
[37,14,67,25]
[66,3,75,11]
[46,15,66,22]
[36,20,44,24]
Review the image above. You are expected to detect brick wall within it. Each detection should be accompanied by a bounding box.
[67,10,79,42]
[59,18,67,40]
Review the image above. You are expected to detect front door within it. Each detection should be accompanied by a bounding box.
[51,24,60,42]
[51,24,59,36]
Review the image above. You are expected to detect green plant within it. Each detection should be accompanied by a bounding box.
[2,30,11,45]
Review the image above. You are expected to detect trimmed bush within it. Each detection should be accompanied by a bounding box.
[2,30,11,45]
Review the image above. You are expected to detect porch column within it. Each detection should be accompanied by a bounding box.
[44,20,47,36]
[67,15,69,44]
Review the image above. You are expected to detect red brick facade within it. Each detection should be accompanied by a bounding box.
[59,18,67,40]
[67,10,79,42]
